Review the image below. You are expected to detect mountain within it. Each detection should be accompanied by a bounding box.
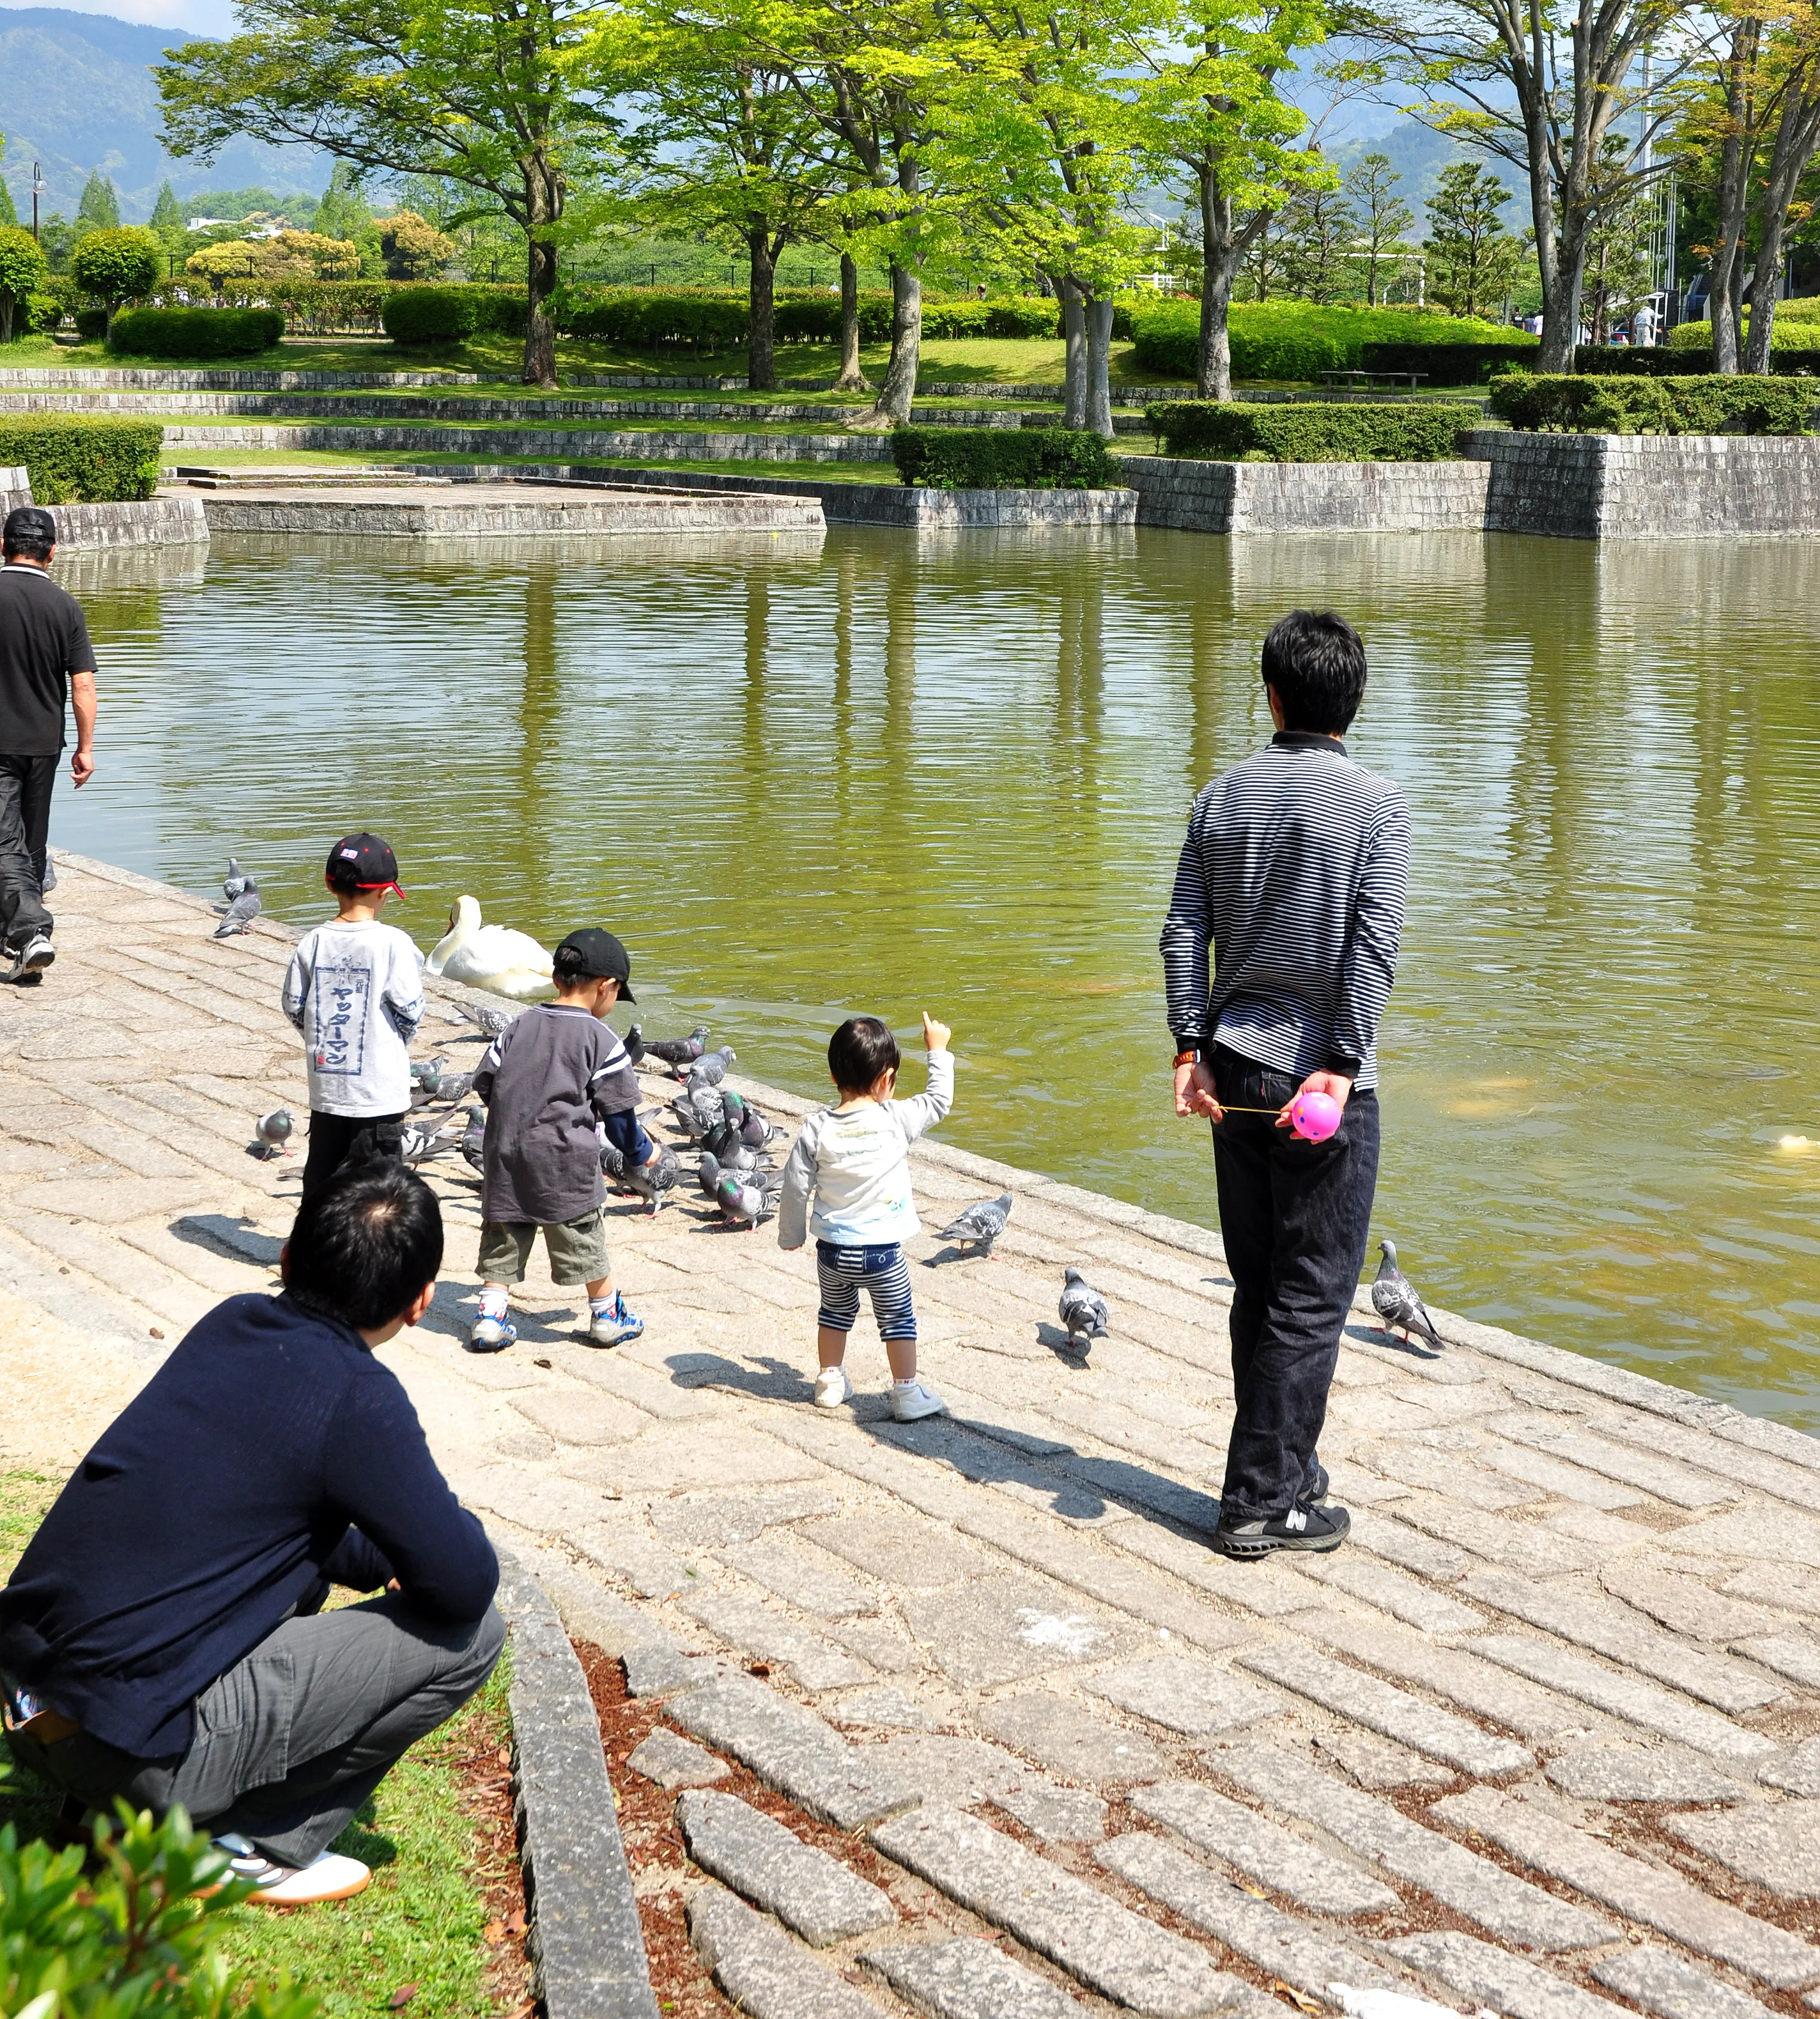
[0,7,326,220]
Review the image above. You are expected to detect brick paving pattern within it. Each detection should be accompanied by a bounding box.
[9,853,1820,2017]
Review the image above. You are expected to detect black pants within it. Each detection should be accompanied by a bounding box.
[300,1110,406,1202]
[9,1595,505,1868]
[0,752,57,954]
[1211,1045,1380,1522]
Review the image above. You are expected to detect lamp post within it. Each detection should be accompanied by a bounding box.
[31,162,45,243]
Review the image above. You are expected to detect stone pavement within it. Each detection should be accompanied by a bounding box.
[10,853,1820,2018]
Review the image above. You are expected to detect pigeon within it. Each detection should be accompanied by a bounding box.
[1371,1240,1444,1350]
[640,1023,711,1066]
[698,1149,722,1198]
[717,1168,777,1227]
[673,1081,725,1140]
[40,858,56,895]
[459,1105,487,1173]
[212,879,261,938]
[599,1134,627,1181]
[1059,1267,1109,1347]
[624,1145,680,1214]
[624,1023,647,1066]
[740,1104,785,1151]
[684,1046,737,1089]
[223,858,250,902]
[252,1108,294,1159]
[424,1066,478,1106]
[939,1191,1013,1257]
[458,1002,518,1040]
[702,1114,743,1160]
[400,1119,457,1165]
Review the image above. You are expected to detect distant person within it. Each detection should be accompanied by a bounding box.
[469,927,651,1351]
[282,834,425,1200]
[0,506,96,985]
[777,1012,953,1421]
[1633,300,1659,348]
[1161,610,1410,1559]
[0,1164,502,1907]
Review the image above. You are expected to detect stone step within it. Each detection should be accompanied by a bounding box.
[688,1885,889,2019]
[870,1805,1245,2016]
[677,1789,895,1946]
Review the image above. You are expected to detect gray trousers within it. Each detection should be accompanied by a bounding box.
[9,1594,505,1868]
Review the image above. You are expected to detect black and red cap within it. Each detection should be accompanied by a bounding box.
[326,833,406,898]
[553,927,635,1000]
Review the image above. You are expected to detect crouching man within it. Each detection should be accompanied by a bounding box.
[0,1163,502,1906]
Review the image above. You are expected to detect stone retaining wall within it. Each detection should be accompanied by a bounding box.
[158,422,891,464]
[0,367,487,391]
[0,469,209,547]
[194,484,824,539]
[1117,453,1491,534]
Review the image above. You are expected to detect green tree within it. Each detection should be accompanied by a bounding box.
[157,0,624,387]
[1131,0,1338,398]
[1281,180,1359,299]
[0,169,17,230]
[75,169,122,238]
[1423,160,1521,316]
[376,208,456,277]
[0,224,48,343]
[149,179,189,260]
[1345,151,1414,304]
[69,224,162,329]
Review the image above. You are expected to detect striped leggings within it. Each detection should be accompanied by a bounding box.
[815,1240,916,1341]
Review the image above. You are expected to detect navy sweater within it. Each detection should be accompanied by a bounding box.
[0,1292,497,1758]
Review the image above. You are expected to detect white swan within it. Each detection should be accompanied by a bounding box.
[426,895,556,1000]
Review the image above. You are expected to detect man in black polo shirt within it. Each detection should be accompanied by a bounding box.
[0,504,98,983]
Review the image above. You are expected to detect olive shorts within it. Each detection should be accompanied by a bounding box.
[478,1207,610,1287]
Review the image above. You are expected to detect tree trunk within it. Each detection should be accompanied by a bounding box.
[748,222,778,391]
[1538,212,1589,373]
[0,293,12,346]
[1710,25,1754,373]
[1196,162,1264,401]
[833,252,867,390]
[1058,274,1087,426]
[1743,84,1820,375]
[521,153,561,390]
[852,258,918,428]
[1084,295,1114,438]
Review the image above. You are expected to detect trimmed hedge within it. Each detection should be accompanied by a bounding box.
[891,426,1120,489]
[382,286,479,344]
[109,306,286,357]
[1359,339,1538,385]
[550,285,1062,349]
[1488,371,1817,434]
[1145,399,1481,462]
[1573,345,1709,376]
[73,306,109,341]
[0,414,164,500]
[1129,300,1524,382]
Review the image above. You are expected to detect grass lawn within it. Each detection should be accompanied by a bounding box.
[4,329,1188,389]
[0,1464,525,2019]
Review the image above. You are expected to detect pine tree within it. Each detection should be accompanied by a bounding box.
[1345,154,1415,307]
[149,180,187,256]
[76,170,121,233]
[1282,185,1360,304]
[1424,162,1522,319]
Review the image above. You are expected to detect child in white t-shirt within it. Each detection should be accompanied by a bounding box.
[281,832,424,1199]
[777,1012,953,1422]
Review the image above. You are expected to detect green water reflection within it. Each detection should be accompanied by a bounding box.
[51,525,1820,1428]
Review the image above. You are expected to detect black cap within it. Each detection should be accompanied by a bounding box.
[553,927,635,1000]
[326,833,405,897]
[3,506,57,553]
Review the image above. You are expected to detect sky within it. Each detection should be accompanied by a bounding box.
[0,0,236,34]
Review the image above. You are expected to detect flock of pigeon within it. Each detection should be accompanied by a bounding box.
[226,855,1446,1358]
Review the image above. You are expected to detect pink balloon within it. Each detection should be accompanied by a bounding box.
[1288,1090,1343,1142]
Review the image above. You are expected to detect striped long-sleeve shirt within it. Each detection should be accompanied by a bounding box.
[1160,731,1410,1092]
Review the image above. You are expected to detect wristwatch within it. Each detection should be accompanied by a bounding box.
[1173,1048,1200,1069]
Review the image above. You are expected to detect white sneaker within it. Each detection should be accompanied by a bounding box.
[8,934,53,980]
[813,1365,852,1408]
[215,1838,371,1905]
[890,1380,947,1423]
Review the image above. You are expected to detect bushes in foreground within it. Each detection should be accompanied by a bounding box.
[891,426,1119,488]
[1128,300,1526,382]
[1145,399,1481,461]
[109,306,286,357]
[1488,371,1817,433]
[0,414,164,500]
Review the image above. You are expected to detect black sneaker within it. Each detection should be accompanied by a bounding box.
[1298,1463,1330,1508]
[1214,1500,1350,1558]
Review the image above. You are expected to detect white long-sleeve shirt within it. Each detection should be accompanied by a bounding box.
[777,1051,953,1248]
[282,919,425,1118]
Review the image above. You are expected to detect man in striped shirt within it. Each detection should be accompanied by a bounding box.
[1160,610,1410,1559]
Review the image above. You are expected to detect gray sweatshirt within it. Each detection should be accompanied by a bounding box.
[777,1052,953,1249]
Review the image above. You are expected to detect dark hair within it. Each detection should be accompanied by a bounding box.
[828,1016,900,1094]
[3,506,56,563]
[325,862,363,895]
[285,1164,444,1331]
[1261,610,1368,734]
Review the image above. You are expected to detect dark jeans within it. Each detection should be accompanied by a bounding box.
[301,1110,407,1202]
[0,752,57,953]
[8,1593,504,1868]
[1210,1045,1380,1522]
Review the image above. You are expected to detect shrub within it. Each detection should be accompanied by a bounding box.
[0,225,49,344]
[550,285,1060,350]
[1129,300,1524,382]
[69,227,163,318]
[1145,399,1481,461]
[109,306,287,358]
[1487,371,1818,433]
[20,291,62,335]
[1359,339,1539,385]
[891,426,1120,488]
[0,414,164,500]
[1573,345,1711,376]
[1669,316,1820,358]
[382,285,480,344]
[73,306,109,341]
[0,1767,321,2019]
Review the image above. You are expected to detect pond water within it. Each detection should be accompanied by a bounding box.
[50,524,1820,1429]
